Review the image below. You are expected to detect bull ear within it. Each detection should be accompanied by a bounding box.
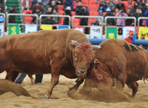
[92,45,101,50]
[69,40,80,50]
[93,58,99,64]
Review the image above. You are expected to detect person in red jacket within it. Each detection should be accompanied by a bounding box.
[23,0,32,10]
[124,30,134,44]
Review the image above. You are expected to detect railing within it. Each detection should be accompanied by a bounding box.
[4,0,6,14]
[138,17,148,28]
[105,16,136,28]
[72,15,104,27]
[7,14,38,26]
[39,14,71,26]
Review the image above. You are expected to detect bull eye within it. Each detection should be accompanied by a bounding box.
[74,55,78,61]
[98,75,102,79]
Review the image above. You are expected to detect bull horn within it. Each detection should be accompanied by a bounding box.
[92,45,102,50]
[71,40,80,47]
[93,58,99,64]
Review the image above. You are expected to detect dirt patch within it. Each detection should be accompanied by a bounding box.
[70,87,132,102]
[0,79,30,97]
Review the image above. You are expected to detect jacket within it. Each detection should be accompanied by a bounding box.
[63,0,73,9]
[51,13,59,22]
[104,12,115,25]
[126,13,134,26]
[43,18,55,24]
[116,3,125,11]
[144,10,148,26]
[134,13,143,26]
[124,36,132,44]
[99,1,107,12]
[115,12,127,26]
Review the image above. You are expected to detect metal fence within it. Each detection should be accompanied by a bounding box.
[39,14,71,26]
[105,16,136,28]
[7,13,38,26]
[72,15,104,27]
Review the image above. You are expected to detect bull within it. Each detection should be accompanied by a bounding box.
[83,39,148,97]
[0,29,101,99]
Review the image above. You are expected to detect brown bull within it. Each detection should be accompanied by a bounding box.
[84,39,148,97]
[0,29,101,98]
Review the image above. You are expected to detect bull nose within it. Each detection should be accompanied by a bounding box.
[80,70,86,73]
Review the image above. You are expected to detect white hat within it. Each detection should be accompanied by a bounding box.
[66,6,71,10]
[146,3,148,6]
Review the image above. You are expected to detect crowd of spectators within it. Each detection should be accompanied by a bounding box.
[21,0,148,26]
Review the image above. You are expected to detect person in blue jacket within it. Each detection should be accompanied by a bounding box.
[144,3,148,27]
[63,0,73,11]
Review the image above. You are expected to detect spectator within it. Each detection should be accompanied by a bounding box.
[31,7,42,23]
[8,6,17,23]
[92,10,104,26]
[107,0,116,12]
[114,8,119,15]
[0,0,3,6]
[129,5,136,15]
[63,0,73,11]
[41,0,49,13]
[49,0,58,11]
[63,6,72,25]
[73,0,81,11]
[76,6,89,25]
[115,9,127,26]
[48,0,63,5]
[126,9,134,26]
[75,1,82,14]
[134,8,144,26]
[32,0,38,8]
[41,0,49,5]
[134,0,141,9]
[142,0,146,9]
[23,0,32,10]
[43,16,55,24]
[144,3,148,26]
[138,3,145,14]
[116,0,125,12]
[32,2,41,13]
[45,7,52,14]
[104,7,115,26]
[51,9,59,24]
[128,0,132,9]
[0,6,4,13]
[124,30,134,44]
[98,0,107,12]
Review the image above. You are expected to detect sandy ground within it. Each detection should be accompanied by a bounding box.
[0,72,148,108]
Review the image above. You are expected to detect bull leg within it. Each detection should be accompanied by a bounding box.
[5,70,19,82]
[68,79,84,96]
[116,73,127,90]
[127,81,139,97]
[28,75,34,84]
[44,61,61,99]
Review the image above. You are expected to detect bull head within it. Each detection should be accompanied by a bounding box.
[84,61,113,89]
[69,40,101,79]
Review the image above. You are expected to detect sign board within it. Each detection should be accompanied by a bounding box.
[90,26,102,39]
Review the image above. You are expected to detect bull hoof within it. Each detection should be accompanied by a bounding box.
[44,92,51,99]
[68,88,77,96]
[44,94,50,99]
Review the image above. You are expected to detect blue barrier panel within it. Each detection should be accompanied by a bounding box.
[88,39,107,45]
[134,39,148,46]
